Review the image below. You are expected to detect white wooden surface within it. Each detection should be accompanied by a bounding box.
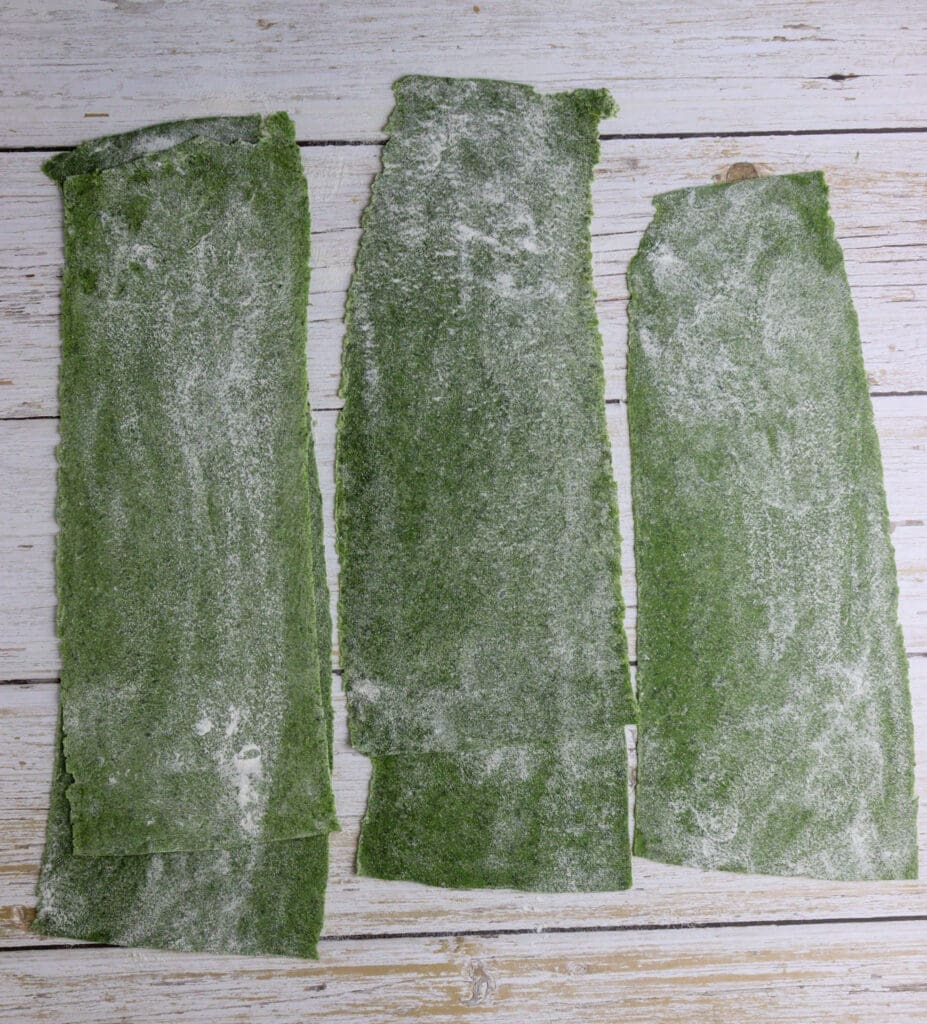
[2,2,927,1021]
[2,0,926,144]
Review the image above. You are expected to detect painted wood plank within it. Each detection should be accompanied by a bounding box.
[2,132,926,420]
[1,1,925,147]
[3,660,927,948]
[2,393,926,683]
[2,917,927,1023]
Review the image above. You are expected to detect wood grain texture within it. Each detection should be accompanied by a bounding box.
[2,661,927,949]
[2,918,927,1022]
[2,132,925,420]
[0,1,925,146]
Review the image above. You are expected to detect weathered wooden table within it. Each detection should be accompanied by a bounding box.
[2,3,926,1020]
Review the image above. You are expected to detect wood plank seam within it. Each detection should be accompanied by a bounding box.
[2,123,927,159]
[7,911,927,956]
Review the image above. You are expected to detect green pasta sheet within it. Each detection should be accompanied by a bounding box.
[34,116,336,954]
[337,75,635,755]
[32,724,329,957]
[337,76,634,892]
[33,415,333,956]
[47,114,337,856]
[359,736,631,892]
[628,172,918,880]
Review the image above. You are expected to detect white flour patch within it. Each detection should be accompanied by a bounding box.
[232,744,264,838]
[224,707,242,739]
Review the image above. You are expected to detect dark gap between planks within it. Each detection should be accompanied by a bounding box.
[4,912,927,957]
[1,123,927,156]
